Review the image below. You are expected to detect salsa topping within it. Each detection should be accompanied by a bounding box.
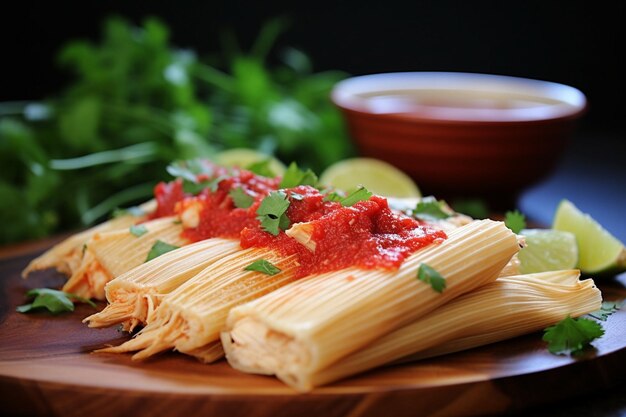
[150,160,447,277]
[240,186,447,277]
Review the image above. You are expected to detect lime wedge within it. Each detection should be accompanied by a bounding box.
[215,148,286,177]
[518,229,578,274]
[552,199,626,275]
[319,158,421,198]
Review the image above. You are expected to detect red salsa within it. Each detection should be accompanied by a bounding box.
[179,170,279,241]
[150,164,446,278]
[150,165,279,240]
[240,186,447,277]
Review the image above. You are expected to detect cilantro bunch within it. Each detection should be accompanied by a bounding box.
[0,17,352,245]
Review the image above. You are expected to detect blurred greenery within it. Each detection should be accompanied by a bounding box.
[0,16,353,244]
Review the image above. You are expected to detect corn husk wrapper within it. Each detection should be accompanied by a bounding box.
[63,216,186,300]
[84,238,242,331]
[222,219,520,390]
[304,270,602,390]
[21,200,155,278]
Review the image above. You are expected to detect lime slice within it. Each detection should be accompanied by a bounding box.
[319,158,421,198]
[518,229,578,274]
[215,148,286,177]
[552,199,626,275]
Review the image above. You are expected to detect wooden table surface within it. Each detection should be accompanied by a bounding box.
[1,239,625,417]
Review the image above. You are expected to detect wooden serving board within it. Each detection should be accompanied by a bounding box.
[1,246,625,417]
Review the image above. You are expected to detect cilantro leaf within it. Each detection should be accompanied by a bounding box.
[112,206,145,219]
[542,316,604,355]
[229,187,255,208]
[167,160,225,195]
[412,196,452,221]
[586,301,621,322]
[340,186,372,207]
[323,191,344,202]
[145,240,180,262]
[182,175,227,195]
[417,263,446,293]
[504,210,526,234]
[129,224,148,237]
[279,162,318,188]
[244,259,282,275]
[246,159,278,178]
[166,159,213,182]
[257,191,291,235]
[16,288,96,315]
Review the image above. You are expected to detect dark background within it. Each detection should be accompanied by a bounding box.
[2,1,624,136]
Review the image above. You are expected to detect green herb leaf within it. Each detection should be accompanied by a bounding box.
[229,187,255,208]
[50,142,159,170]
[182,180,206,195]
[257,191,290,235]
[182,175,227,195]
[244,259,282,275]
[145,240,180,262]
[16,288,96,315]
[323,191,344,202]
[412,196,452,221]
[504,210,526,234]
[586,301,621,322]
[129,224,148,237]
[112,206,145,219]
[416,263,446,293]
[279,162,318,188]
[166,159,213,183]
[340,186,372,207]
[246,159,278,178]
[543,316,604,355]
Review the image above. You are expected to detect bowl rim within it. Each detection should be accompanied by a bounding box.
[331,71,587,123]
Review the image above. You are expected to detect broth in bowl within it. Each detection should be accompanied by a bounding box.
[331,72,587,206]
[334,72,586,122]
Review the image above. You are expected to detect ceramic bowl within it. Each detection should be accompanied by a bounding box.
[331,72,587,207]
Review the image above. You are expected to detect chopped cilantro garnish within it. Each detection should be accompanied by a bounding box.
[340,186,372,207]
[412,196,452,221]
[16,288,96,315]
[416,263,446,293]
[246,159,278,178]
[182,175,227,195]
[323,191,344,202]
[244,259,282,275]
[167,160,226,195]
[145,240,180,262]
[279,162,318,188]
[504,210,526,234]
[129,224,148,237]
[112,206,145,218]
[257,191,291,235]
[586,301,621,322]
[166,159,213,182]
[543,316,604,355]
[229,187,255,209]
